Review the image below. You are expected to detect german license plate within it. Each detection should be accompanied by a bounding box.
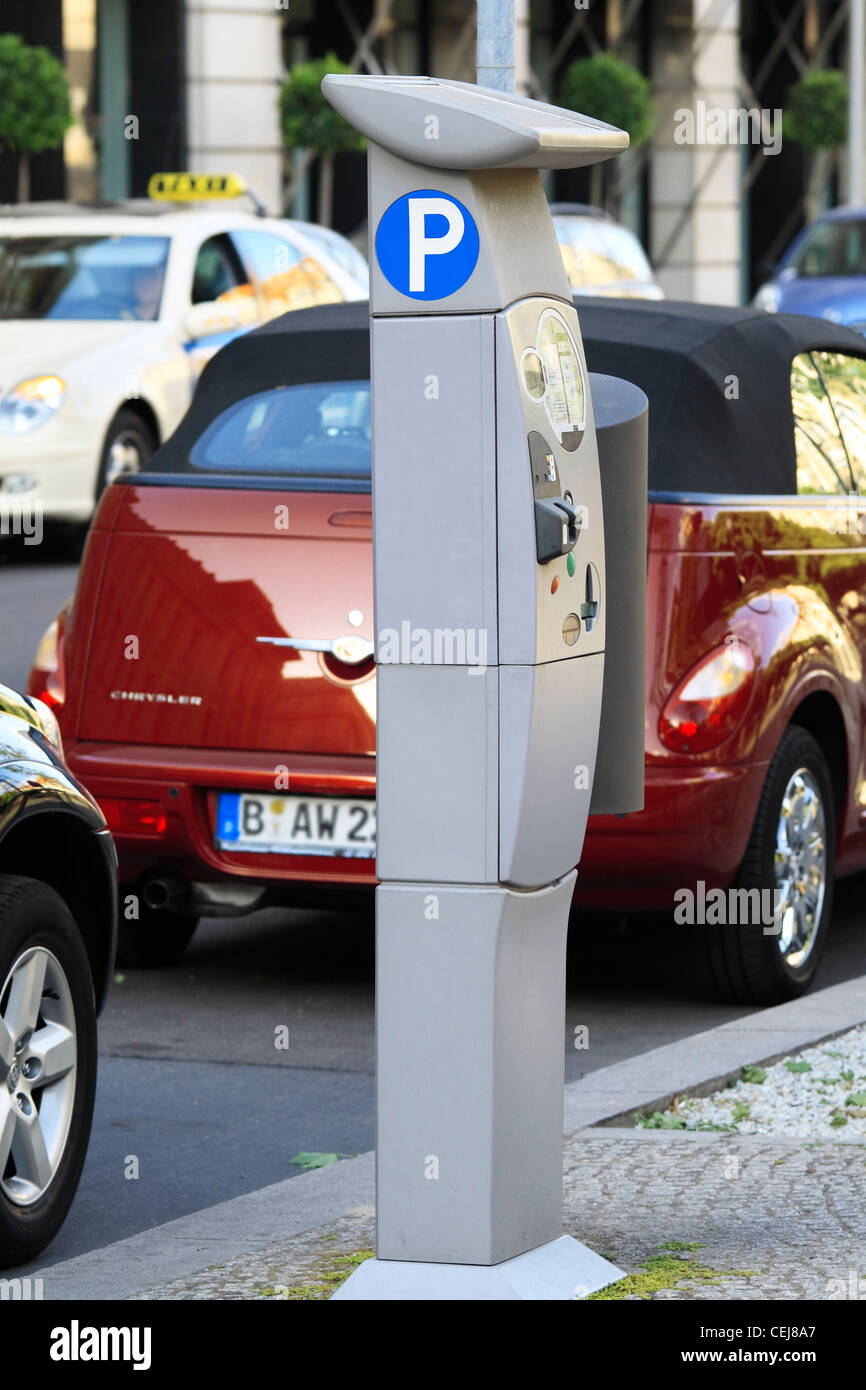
[216,792,376,857]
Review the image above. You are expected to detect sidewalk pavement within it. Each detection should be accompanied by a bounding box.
[32,974,866,1301]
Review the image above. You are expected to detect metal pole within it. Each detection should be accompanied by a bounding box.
[514,0,532,96]
[849,0,865,205]
[476,0,515,92]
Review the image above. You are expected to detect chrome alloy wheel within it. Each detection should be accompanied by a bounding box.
[0,947,77,1206]
[773,768,827,969]
[104,430,144,485]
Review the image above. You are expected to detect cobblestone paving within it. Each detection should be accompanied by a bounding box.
[128,1130,866,1299]
[563,1131,866,1300]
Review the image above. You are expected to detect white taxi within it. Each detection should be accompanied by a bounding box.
[0,175,367,526]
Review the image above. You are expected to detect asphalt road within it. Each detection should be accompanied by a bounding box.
[1,542,79,691]
[3,541,866,1272]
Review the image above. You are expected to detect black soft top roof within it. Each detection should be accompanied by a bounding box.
[206,299,370,390]
[148,296,866,495]
[576,297,866,494]
[149,302,371,480]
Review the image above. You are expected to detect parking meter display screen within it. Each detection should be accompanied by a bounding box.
[538,311,585,448]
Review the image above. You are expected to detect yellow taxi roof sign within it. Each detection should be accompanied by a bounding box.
[148,172,248,202]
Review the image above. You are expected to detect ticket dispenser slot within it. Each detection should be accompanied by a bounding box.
[529,432,580,565]
[322,74,640,1301]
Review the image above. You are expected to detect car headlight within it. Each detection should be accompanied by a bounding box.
[0,375,66,435]
[752,284,780,312]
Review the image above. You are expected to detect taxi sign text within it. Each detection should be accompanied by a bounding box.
[148,172,247,201]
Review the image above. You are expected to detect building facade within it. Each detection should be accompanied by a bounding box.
[0,0,862,304]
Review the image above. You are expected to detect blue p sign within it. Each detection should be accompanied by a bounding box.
[375,189,479,300]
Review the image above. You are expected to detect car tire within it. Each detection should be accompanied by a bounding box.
[691,726,835,1005]
[0,875,97,1268]
[96,408,156,497]
[116,898,199,969]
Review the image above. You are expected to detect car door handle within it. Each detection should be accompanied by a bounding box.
[257,636,332,652]
[256,635,375,663]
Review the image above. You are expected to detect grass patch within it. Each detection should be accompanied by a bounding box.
[741,1065,766,1085]
[289,1152,349,1170]
[255,1249,375,1301]
[635,1109,733,1132]
[636,1110,688,1130]
[586,1245,755,1301]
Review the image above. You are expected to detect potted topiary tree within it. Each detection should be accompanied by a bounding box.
[557,53,654,210]
[279,53,365,227]
[0,34,73,202]
[783,69,848,223]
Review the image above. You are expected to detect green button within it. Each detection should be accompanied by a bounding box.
[566,551,575,578]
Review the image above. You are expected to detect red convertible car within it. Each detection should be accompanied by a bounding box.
[29,299,866,1004]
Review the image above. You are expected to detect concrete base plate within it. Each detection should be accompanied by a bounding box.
[330,1235,625,1300]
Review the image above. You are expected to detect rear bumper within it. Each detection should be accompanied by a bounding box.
[577,761,768,910]
[65,741,377,890]
[64,743,768,913]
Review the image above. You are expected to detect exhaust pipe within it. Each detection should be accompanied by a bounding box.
[142,875,189,913]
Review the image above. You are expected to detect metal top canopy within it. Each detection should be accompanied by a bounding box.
[321,75,628,171]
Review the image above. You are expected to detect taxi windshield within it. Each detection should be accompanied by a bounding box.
[187,382,371,479]
[0,235,170,320]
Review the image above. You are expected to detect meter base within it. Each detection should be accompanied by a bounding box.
[376,877,576,1261]
[331,1235,625,1301]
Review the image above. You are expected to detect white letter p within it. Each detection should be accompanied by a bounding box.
[408,197,464,293]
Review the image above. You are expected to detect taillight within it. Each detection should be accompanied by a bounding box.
[28,617,66,710]
[100,799,167,835]
[659,641,755,753]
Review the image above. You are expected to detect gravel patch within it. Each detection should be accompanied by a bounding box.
[636,1023,866,1138]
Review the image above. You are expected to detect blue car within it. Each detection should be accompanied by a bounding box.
[753,207,866,334]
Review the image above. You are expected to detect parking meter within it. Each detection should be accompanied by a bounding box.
[322,75,646,1300]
